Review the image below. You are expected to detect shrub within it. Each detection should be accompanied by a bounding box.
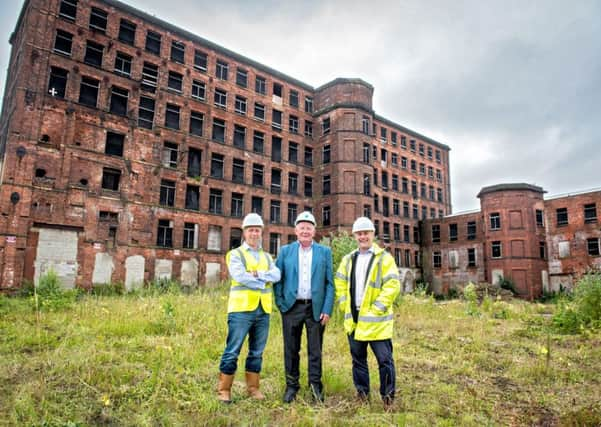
[90,282,125,296]
[320,231,357,273]
[552,273,601,333]
[498,277,516,294]
[463,282,480,316]
[33,269,77,311]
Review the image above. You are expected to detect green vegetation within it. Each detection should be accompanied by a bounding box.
[1,276,600,426]
[553,273,601,333]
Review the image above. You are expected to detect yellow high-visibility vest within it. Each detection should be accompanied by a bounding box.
[226,247,273,313]
[334,244,400,341]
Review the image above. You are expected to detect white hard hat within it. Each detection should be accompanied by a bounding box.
[242,213,264,228]
[352,217,375,233]
[295,211,316,226]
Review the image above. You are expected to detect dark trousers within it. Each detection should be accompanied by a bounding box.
[281,301,325,390]
[347,332,395,400]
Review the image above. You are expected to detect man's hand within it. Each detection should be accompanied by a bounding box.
[319,313,330,326]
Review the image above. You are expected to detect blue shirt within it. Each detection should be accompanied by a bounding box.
[228,242,281,289]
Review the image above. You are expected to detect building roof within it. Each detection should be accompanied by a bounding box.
[477,183,546,198]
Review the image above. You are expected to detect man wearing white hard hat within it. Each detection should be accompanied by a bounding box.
[334,216,400,410]
[274,211,334,403]
[217,213,281,403]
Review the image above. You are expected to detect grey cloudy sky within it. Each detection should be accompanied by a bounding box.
[1,0,600,212]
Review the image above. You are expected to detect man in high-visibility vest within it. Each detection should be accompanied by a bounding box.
[334,217,401,410]
[217,213,281,403]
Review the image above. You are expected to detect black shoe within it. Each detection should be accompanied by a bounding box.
[283,386,298,403]
[382,395,394,411]
[310,383,324,403]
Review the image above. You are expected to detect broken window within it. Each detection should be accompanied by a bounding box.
[214,88,227,108]
[304,121,313,137]
[101,168,120,191]
[109,86,128,116]
[584,203,597,223]
[138,96,155,129]
[231,193,244,217]
[304,146,312,166]
[287,203,298,226]
[191,80,205,100]
[433,251,441,268]
[322,118,330,135]
[235,95,246,115]
[271,136,281,161]
[233,125,245,149]
[272,109,282,130]
[449,223,458,242]
[185,185,199,210]
[252,164,263,187]
[159,179,176,206]
[467,221,476,240]
[59,0,77,21]
[255,76,266,95]
[273,82,283,98]
[84,40,103,67]
[271,168,281,194]
[162,142,178,168]
[157,219,173,247]
[183,223,198,249]
[288,142,298,164]
[141,62,158,92]
[212,118,225,143]
[322,175,330,195]
[432,224,440,243]
[170,40,185,63]
[322,206,331,226]
[216,60,228,80]
[490,212,501,230]
[165,103,180,130]
[210,153,224,178]
[48,67,68,98]
[232,158,244,183]
[118,19,136,46]
[253,131,264,154]
[145,30,161,55]
[194,50,207,71]
[79,76,99,107]
[254,102,265,121]
[236,68,247,87]
[491,241,502,258]
[187,148,201,178]
[556,207,568,226]
[289,90,299,108]
[304,177,313,197]
[229,228,242,249]
[105,132,124,156]
[54,29,73,55]
[114,52,132,76]
[207,225,222,251]
[168,71,183,92]
[209,189,223,214]
[270,200,281,224]
[305,96,313,113]
[251,196,263,215]
[189,110,203,136]
[587,238,600,256]
[269,233,281,256]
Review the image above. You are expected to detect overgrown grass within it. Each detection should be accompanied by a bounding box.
[1,285,601,426]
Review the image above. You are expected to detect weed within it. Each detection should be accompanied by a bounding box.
[463,282,480,317]
[32,269,77,311]
[552,273,601,333]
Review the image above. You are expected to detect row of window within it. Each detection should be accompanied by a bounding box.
[369,196,444,220]
[364,173,445,203]
[432,248,478,269]
[57,1,313,112]
[555,204,598,227]
[49,67,322,165]
[363,144,444,183]
[431,221,478,243]
[360,117,444,164]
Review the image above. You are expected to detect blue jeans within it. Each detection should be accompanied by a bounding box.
[219,305,270,375]
[347,332,395,400]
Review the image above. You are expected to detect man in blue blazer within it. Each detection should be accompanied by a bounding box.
[274,211,334,403]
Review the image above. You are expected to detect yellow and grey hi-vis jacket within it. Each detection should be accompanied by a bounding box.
[334,244,401,341]
[226,246,274,314]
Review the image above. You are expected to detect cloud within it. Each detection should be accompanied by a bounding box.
[0,0,599,212]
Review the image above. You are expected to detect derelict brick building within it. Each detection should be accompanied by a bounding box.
[0,0,451,290]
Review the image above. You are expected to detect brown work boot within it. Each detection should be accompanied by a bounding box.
[245,371,265,400]
[217,372,234,403]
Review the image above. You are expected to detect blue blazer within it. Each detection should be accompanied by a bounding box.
[274,241,334,321]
